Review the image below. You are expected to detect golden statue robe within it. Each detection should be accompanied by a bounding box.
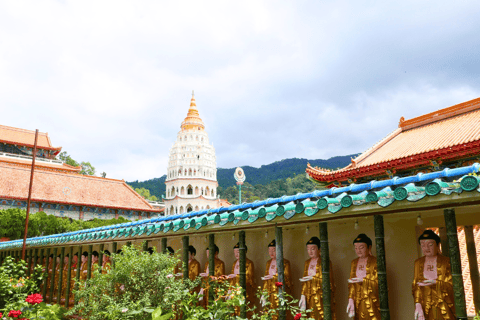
[301,257,337,320]
[52,264,61,303]
[412,255,455,320]
[263,258,293,320]
[201,258,225,307]
[45,261,54,302]
[79,261,88,281]
[230,258,255,315]
[189,258,201,281]
[348,256,380,320]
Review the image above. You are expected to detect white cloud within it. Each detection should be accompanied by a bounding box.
[0,0,479,181]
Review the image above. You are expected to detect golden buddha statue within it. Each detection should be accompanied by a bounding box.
[101,250,112,274]
[199,244,225,307]
[227,242,255,316]
[299,236,337,320]
[51,255,61,303]
[412,230,455,320]
[79,252,89,281]
[346,233,380,319]
[45,254,54,302]
[262,239,293,320]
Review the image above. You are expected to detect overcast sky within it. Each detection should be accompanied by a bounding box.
[1,1,479,181]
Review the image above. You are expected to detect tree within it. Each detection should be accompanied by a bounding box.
[80,161,96,176]
[134,187,159,201]
[57,151,97,176]
[57,151,79,167]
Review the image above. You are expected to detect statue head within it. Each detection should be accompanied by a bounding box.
[92,251,99,263]
[306,237,321,259]
[353,234,372,258]
[103,250,111,263]
[81,251,88,263]
[167,246,174,256]
[188,245,196,260]
[233,242,247,260]
[419,230,441,257]
[268,240,276,259]
[64,254,70,264]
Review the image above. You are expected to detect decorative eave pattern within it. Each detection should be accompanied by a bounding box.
[2,164,480,249]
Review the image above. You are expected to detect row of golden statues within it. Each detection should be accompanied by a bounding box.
[31,229,455,319]
[173,230,455,320]
[33,250,112,305]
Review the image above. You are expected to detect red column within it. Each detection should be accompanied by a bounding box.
[115,210,119,219]
[79,207,84,220]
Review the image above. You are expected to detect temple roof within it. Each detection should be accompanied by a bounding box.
[0,161,160,212]
[307,97,480,183]
[0,125,61,152]
[180,92,205,131]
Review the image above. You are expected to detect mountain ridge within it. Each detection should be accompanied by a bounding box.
[127,154,357,199]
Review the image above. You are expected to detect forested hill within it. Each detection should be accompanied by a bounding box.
[127,155,356,199]
[217,155,356,188]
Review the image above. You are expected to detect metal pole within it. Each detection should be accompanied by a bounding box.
[208,233,215,303]
[49,248,58,303]
[464,226,480,314]
[42,248,50,299]
[319,222,332,320]
[374,215,391,320]
[65,247,73,309]
[239,230,247,318]
[275,226,286,320]
[22,129,39,260]
[183,236,189,281]
[86,245,93,280]
[239,184,242,204]
[56,247,65,304]
[444,208,467,319]
[161,238,167,254]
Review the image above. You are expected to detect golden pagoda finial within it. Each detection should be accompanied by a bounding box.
[181,92,205,131]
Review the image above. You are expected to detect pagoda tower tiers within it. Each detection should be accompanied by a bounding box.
[164,93,219,215]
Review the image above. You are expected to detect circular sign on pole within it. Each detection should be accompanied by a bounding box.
[234,167,246,185]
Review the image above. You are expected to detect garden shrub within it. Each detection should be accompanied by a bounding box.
[68,244,199,320]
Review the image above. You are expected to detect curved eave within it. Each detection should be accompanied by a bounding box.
[307,140,480,183]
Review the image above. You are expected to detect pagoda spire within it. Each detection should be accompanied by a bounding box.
[181,91,205,131]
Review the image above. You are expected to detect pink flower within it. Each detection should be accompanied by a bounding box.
[275,281,283,287]
[166,274,174,278]
[294,313,302,320]
[121,308,128,313]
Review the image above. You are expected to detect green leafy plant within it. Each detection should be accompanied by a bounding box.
[0,256,44,309]
[67,244,198,320]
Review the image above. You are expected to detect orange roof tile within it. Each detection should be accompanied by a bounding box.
[0,125,61,151]
[0,162,160,212]
[307,97,480,182]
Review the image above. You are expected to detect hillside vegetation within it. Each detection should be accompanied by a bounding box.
[128,155,356,202]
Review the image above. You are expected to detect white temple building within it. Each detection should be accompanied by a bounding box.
[164,94,221,215]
